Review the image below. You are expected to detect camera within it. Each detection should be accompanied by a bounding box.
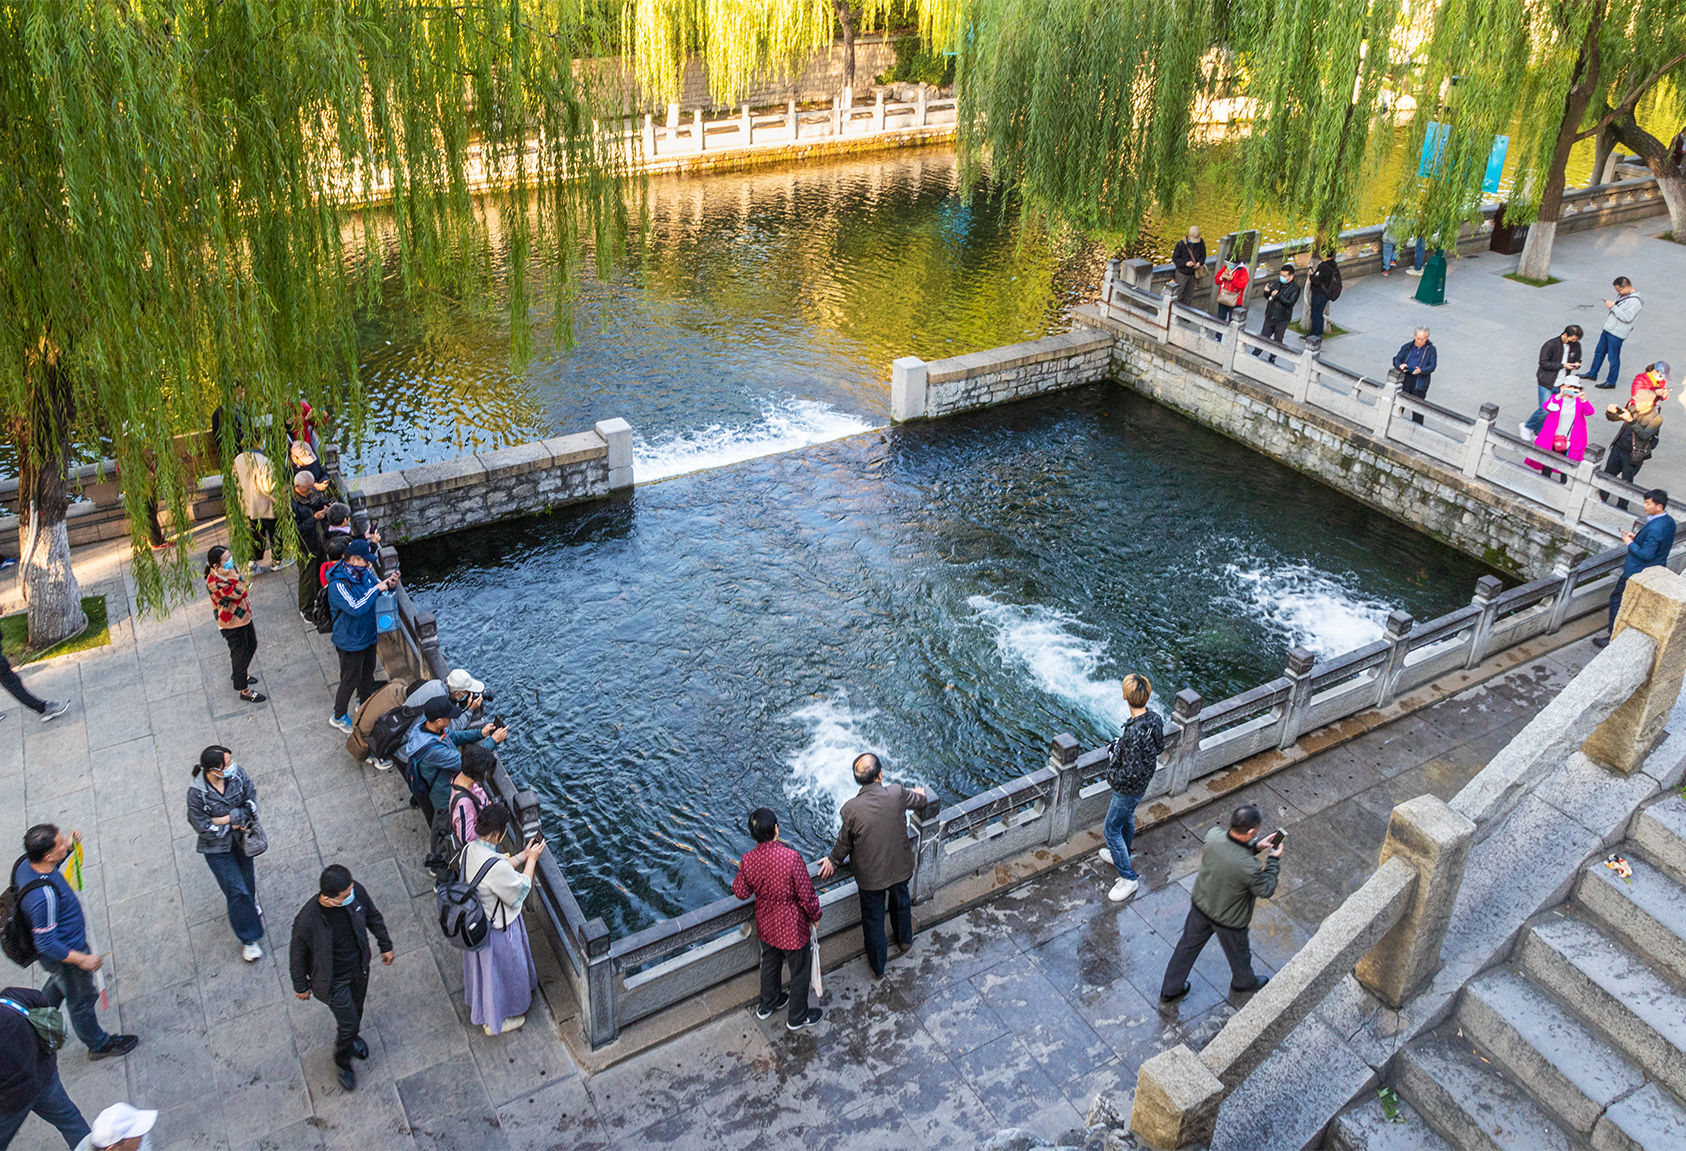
[477,688,496,707]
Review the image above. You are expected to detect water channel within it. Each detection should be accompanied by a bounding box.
[399,386,1494,936]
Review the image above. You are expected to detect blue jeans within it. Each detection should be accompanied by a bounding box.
[205,849,263,944]
[1104,792,1142,881]
[1381,239,1395,271]
[0,1066,90,1149]
[1586,330,1624,387]
[1524,385,1553,434]
[38,958,113,1053]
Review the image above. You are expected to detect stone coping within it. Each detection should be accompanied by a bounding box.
[924,330,1115,385]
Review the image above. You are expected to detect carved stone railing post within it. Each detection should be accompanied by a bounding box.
[909,802,943,904]
[916,85,928,127]
[1562,445,1605,526]
[1046,733,1083,845]
[1291,347,1317,405]
[873,90,886,132]
[1370,380,1396,439]
[1545,551,1584,633]
[1464,403,1498,478]
[1276,648,1317,750]
[1219,317,1242,374]
[787,98,797,139]
[1164,690,1204,795]
[1355,796,1474,1007]
[1464,574,1506,668]
[1375,610,1414,706]
[584,918,618,1046]
[694,108,706,151]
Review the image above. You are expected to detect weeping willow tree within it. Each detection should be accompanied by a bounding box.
[0,0,631,647]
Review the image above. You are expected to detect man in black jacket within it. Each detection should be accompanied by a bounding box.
[1171,227,1207,306]
[1254,264,1301,363]
[290,470,330,615]
[1307,249,1340,340]
[1524,325,1584,436]
[0,985,91,1148]
[290,865,394,1092]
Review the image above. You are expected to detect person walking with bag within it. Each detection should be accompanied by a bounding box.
[289,865,394,1092]
[204,546,265,704]
[1099,674,1165,904]
[733,808,823,1032]
[1306,248,1340,342]
[1524,326,1583,437]
[460,804,544,1036]
[817,753,931,979]
[0,984,90,1149]
[186,745,266,961]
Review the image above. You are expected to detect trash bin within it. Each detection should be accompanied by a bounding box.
[1414,249,1448,306]
[1489,204,1528,254]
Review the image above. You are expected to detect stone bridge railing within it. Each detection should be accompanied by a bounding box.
[1127,564,1686,1148]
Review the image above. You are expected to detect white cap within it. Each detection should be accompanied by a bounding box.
[446,668,484,695]
[92,1104,158,1148]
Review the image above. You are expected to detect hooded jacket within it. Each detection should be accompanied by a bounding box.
[327,562,383,652]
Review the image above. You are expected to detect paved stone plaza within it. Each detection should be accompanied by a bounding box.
[1,526,1599,1150]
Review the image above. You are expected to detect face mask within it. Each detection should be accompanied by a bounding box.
[222,557,235,570]
[1280,274,1290,283]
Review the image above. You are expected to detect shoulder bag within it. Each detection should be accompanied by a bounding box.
[238,791,269,858]
[1,995,66,1052]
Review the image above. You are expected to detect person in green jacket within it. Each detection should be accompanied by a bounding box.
[1159,804,1283,1003]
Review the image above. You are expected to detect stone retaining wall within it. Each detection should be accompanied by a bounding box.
[347,418,632,543]
[890,330,1115,420]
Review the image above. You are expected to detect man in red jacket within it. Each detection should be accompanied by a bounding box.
[732,808,823,1032]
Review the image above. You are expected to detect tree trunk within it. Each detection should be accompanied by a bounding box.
[1515,13,1603,282]
[1611,111,1686,239]
[835,1,857,91]
[13,353,87,650]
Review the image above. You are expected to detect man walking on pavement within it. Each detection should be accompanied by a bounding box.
[12,826,139,1061]
[1582,276,1642,390]
[289,864,394,1091]
[1159,804,1281,1005]
[0,983,90,1148]
[0,650,69,725]
[817,753,932,979]
[1099,674,1165,904]
[1595,489,1675,647]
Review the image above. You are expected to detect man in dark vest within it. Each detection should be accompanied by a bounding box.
[817,753,932,979]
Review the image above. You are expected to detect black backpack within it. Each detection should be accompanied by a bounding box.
[368,703,423,764]
[436,854,500,952]
[1,855,51,967]
[426,785,482,874]
[1324,262,1344,301]
[308,579,335,634]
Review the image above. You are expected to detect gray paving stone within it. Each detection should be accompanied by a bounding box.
[494,1075,605,1151]
[954,1031,1088,1142]
[970,963,1114,1084]
[396,1055,510,1151]
[208,1000,311,1135]
[912,979,1010,1059]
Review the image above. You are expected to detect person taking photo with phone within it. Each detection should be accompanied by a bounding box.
[1159,804,1282,1005]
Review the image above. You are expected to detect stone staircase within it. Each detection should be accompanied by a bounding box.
[1327,794,1686,1151]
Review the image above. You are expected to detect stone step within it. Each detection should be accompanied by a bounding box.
[1519,914,1686,1102]
[1457,967,1646,1135]
[1592,1082,1686,1151]
[1325,1091,1455,1151]
[1395,1033,1586,1151]
[1577,848,1686,983]
[1632,795,1686,888]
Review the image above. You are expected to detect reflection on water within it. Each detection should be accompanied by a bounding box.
[397,387,1496,935]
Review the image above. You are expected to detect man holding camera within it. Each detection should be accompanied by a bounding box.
[402,696,508,824]
[1159,804,1281,1004]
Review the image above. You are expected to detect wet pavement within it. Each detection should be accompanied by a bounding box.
[3,528,1594,1151]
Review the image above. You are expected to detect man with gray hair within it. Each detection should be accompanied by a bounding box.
[289,468,330,614]
[1171,226,1207,306]
[817,753,932,979]
[1392,327,1438,425]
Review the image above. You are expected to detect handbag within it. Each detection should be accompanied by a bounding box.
[1,995,66,1052]
[1217,285,1242,307]
[238,795,268,858]
[808,924,823,1000]
[1552,434,1569,453]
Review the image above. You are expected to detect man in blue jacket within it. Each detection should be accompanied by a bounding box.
[1597,489,1676,647]
[401,696,507,825]
[12,825,139,1059]
[1392,327,1438,425]
[326,539,399,734]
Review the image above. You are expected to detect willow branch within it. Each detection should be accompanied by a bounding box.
[1575,51,1686,142]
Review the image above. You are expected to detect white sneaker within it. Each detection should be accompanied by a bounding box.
[484,1015,526,1036]
[40,700,69,723]
[328,715,353,735]
[1406,267,1424,277]
[1108,878,1139,903]
[241,942,263,962]
[371,757,394,772]
[1098,848,1113,865]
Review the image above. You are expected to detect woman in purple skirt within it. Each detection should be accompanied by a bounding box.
[461,803,544,1035]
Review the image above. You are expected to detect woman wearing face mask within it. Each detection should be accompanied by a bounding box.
[204,545,265,703]
[186,745,266,961]
[1528,376,1595,483]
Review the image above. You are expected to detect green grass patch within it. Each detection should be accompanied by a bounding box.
[1,596,111,665]
[1504,271,1563,287]
[1290,319,1351,338]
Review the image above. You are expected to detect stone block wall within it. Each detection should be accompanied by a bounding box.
[892,330,1116,421]
[1104,333,1593,577]
[349,420,631,544]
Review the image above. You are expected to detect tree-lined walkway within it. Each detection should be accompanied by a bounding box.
[4,523,1598,1150]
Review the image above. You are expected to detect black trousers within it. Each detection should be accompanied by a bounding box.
[1610,575,1632,633]
[1602,446,1644,511]
[326,969,369,1070]
[250,517,278,562]
[858,881,913,976]
[334,645,379,718]
[0,651,47,713]
[758,938,811,1023]
[1256,316,1289,362]
[1400,373,1431,424]
[221,623,258,691]
[1160,904,1261,997]
[298,554,324,612]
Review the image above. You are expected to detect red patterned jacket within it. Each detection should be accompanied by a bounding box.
[732,840,822,951]
[206,567,253,630]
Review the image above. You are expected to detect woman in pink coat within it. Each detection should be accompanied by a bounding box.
[1528,377,1595,483]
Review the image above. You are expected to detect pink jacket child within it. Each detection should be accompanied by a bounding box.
[1528,390,1596,473]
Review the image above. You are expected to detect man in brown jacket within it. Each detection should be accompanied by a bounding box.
[817,753,931,978]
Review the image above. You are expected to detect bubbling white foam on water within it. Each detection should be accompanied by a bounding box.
[966,595,1128,729]
[1223,560,1395,657]
[783,694,889,823]
[634,397,878,483]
